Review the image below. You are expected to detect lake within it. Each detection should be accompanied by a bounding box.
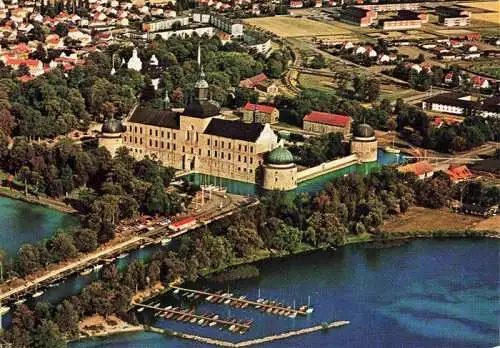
[0,196,78,256]
[70,239,499,347]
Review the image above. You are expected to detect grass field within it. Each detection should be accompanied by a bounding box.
[382,207,483,233]
[243,17,351,37]
[297,73,337,93]
[459,1,500,23]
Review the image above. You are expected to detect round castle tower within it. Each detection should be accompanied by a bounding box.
[262,146,297,191]
[350,123,378,163]
[98,116,124,157]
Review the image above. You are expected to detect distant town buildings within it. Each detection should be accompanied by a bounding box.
[339,7,376,27]
[243,103,280,124]
[422,93,500,118]
[435,6,471,27]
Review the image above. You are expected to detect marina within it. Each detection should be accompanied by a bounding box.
[133,303,253,333]
[171,286,314,317]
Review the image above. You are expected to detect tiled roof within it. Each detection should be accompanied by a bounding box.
[398,160,434,177]
[447,165,472,182]
[244,102,276,114]
[303,111,351,127]
[128,106,180,129]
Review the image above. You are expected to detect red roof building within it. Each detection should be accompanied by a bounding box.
[398,160,435,179]
[303,111,352,137]
[243,102,280,124]
[239,73,268,89]
[169,216,196,231]
[244,102,277,114]
[446,165,473,182]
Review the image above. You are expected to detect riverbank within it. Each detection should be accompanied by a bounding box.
[78,315,144,340]
[0,186,78,214]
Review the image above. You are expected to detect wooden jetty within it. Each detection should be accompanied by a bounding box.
[171,286,312,317]
[133,303,252,332]
[148,320,350,347]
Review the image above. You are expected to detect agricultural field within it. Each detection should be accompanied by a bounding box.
[297,73,338,94]
[366,30,437,40]
[459,1,500,24]
[460,63,500,80]
[244,17,351,38]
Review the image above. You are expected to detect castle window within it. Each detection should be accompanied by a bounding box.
[250,158,253,164]
[182,146,185,153]
[161,141,164,148]
[259,160,262,165]
[244,145,247,152]
[134,126,137,133]
[173,144,176,150]
[249,169,253,173]
[244,168,247,172]
[140,138,143,145]
[238,144,241,151]
[250,146,253,153]
[238,167,241,171]
[129,136,132,142]
[167,143,170,150]
[238,155,241,162]
[221,152,224,159]
[244,156,247,163]
[187,132,190,141]
[173,133,176,140]
[149,140,152,146]
[207,139,211,146]
[155,140,158,147]
[140,128,142,134]
[196,133,199,142]
[228,154,231,160]
[208,150,211,156]
[228,143,231,149]
[150,129,152,136]
[191,147,194,154]
[221,141,225,148]
[215,150,217,157]
[129,126,132,132]
[167,132,170,139]
[215,140,218,147]
[199,149,201,155]
[161,131,164,137]
[134,137,137,144]
[155,130,158,137]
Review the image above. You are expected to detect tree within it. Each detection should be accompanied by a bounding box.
[366,79,380,102]
[17,244,41,275]
[233,87,258,107]
[72,228,98,252]
[32,320,65,348]
[48,232,78,262]
[144,177,170,215]
[55,300,79,337]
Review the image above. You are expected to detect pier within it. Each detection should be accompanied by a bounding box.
[170,286,313,317]
[148,320,350,347]
[134,303,252,332]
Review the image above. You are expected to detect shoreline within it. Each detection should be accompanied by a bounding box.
[0,187,79,215]
[68,230,499,345]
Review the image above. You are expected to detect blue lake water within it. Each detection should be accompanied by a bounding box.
[70,239,499,348]
[0,197,78,256]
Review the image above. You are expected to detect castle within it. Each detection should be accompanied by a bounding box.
[99,58,378,192]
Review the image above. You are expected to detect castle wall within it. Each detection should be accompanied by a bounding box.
[296,154,359,183]
[99,134,123,157]
[350,139,378,163]
[262,164,297,190]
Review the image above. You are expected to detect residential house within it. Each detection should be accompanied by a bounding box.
[398,160,434,180]
[243,102,280,124]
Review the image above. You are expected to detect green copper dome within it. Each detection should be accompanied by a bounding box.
[266,146,294,165]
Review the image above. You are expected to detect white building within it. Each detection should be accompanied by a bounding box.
[127,48,142,71]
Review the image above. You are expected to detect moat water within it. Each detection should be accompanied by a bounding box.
[70,239,498,348]
[0,197,78,257]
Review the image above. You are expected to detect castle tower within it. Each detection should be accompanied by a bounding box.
[350,123,378,163]
[262,145,297,191]
[99,116,124,157]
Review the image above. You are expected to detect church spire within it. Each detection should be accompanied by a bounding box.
[194,44,209,102]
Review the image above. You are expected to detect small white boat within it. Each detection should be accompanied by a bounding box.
[384,146,400,154]
[80,268,92,276]
[206,295,213,301]
[209,321,217,327]
[165,306,172,310]
[173,289,180,294]
[288,312,296,318]
[228,324,236,332]
[190,317,197,323]
[0,306,10,315]
[306,307,314,314]
[117,253,129,259]
[32,291,44,298]
[93,264,103,272]
[14,299,26,306]
[137,307,145,313]
[153,303,161,308]
[224,299,231,304]
[139,244,146,249]
[161,238,172,246]
[47,282,60,288]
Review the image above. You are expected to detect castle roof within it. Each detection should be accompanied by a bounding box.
[205,118,264,142]
[304,111,351,127]
[129,106,179,129]
[266,146,294,165]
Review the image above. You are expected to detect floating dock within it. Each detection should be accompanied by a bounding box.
[148,320,350,347]
[134,303,252,333]
[171,286,313,317]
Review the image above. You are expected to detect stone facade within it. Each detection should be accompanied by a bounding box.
[98,132,123,158]
[262,163,297,191]
[350,137,377,163]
